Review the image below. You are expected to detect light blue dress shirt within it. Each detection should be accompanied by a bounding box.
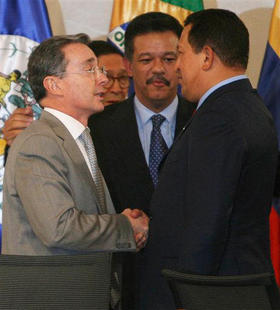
[134,96,178,165]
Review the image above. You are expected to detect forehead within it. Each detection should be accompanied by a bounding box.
[62,42,97,66]
[178,26,191,49]
[98,53,125,71]
[133,31,178,55]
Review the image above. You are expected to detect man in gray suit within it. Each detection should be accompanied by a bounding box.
[2,34,149,302]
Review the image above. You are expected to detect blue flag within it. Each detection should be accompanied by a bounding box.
[258,0,280,286]
[0,0,52,251]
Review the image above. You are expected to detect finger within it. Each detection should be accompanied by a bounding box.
[135,232,148,249]
[9,113,33,123]
[136,237,147,251]
[4,129,26,145]
[3,122,31,141]
[13,106,33,116]
[135,232,144,243]
[5,119,32,130]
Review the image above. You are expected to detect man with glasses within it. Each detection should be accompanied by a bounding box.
[89,40,130,106]
[2,34,149,309]
[2,40,130,145]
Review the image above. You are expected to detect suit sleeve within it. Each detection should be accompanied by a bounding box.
[14,134,136,253]
[182,110,245,273]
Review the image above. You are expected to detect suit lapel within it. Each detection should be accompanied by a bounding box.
[175,96,196,137]
[159,97,196,166]
[40,111,104,213]
[173,79,253,144]
[109,97,154,192]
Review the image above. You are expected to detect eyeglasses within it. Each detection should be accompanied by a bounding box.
[104,74,130,89]
[56,66,107,77]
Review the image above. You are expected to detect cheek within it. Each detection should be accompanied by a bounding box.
[169,69,179,84]
[121,89,128,98]
[133,66,149,78]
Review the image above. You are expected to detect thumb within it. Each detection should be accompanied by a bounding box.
[130,209,143,218]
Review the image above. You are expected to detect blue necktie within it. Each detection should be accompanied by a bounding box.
[149,114,168,186]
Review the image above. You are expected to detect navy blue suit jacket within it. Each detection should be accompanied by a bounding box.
[140,79,278,309]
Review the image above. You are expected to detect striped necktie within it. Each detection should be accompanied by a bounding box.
[79,128,105,211]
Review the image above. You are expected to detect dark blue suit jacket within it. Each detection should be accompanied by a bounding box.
[140,79,278,309]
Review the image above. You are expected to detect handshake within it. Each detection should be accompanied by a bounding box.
[122,208,150,251]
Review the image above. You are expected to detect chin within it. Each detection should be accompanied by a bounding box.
[103,101,114,107]
[149,90,169,100]
[103,99,123,106]
[103,96,125,106]
[93,101,105,112]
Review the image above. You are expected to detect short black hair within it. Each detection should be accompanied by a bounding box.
[28,33,90,102]
[88,40,123,57]
[184,9,249,69]
[124,12,183,60]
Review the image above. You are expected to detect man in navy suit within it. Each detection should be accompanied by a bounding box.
[143,9,279,309]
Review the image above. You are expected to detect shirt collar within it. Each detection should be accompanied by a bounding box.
[44,107,86,140]
[134,95,179,126]
[197,75,248,110]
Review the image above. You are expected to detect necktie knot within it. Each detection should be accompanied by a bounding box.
[151,114,166,129]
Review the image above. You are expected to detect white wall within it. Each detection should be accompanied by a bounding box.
[45,0,275,87]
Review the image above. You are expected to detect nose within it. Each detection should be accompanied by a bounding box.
[151,58,165,73]
[110,78,123,93]
[96,68,108,86]
[175,57,181,75]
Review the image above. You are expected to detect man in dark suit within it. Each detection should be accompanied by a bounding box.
[89,13,195,309]
[142,9,279,309]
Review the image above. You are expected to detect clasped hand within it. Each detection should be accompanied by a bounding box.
[122,208,149,251]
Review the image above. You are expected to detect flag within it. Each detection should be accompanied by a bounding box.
[0,0,52,249]
[258,0,280,286]
[108,0,204,53]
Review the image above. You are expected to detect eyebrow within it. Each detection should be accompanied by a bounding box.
[82,57,96,67]
[106,69,128,76]
[137,51,177,58]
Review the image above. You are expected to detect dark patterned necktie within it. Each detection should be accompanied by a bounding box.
[79,128,105,211]
[149,114,168,186]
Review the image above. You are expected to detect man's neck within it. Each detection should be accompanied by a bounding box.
[134,94,177,113]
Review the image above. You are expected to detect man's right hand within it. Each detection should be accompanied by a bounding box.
[122,208,149,251]
[3,107,34,146]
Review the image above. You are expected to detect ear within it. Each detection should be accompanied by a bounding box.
[43,76,63,96]
[123,58,133,78]
[201,45,214,71]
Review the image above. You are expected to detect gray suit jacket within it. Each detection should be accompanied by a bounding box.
[2,111,136,255]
